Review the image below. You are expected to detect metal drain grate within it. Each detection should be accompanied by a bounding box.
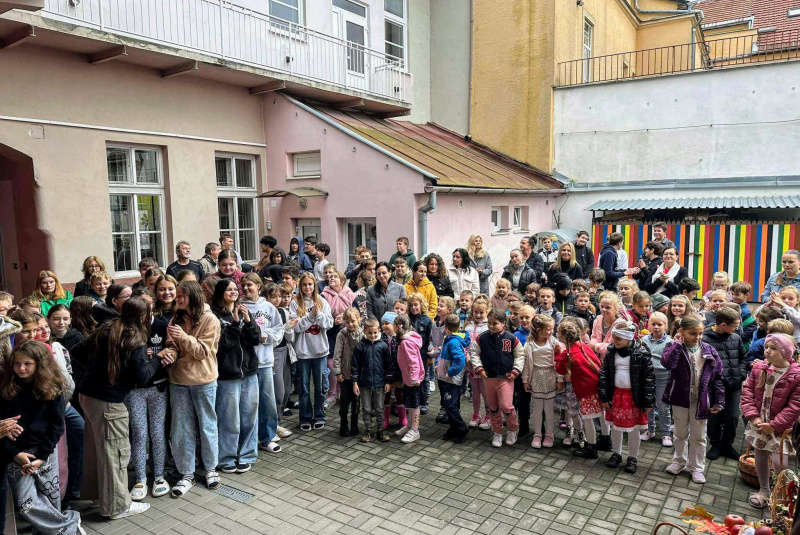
[211,484,255,503]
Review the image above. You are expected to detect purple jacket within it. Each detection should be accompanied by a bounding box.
[741,361,800,436]
[660,341,725,420]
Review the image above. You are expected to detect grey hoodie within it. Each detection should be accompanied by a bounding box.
[242,296,286,368]
[289,297,334,359]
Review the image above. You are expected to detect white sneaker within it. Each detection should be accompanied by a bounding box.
[401,429,420,443]
[478,416,491,430]
[110,502,150,519]
[505,431,518,445]
[429,380,436,392]
[491,433,503,448]
[394,425,410,437]
[690,470,706,484]
[640,430,653,441]
[666,463,686,475]
[130,481,147,501]
[468,414,481,428]
[662,435,673,447]
[277,426,292,438]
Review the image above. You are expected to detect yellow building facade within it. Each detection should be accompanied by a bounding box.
[470,0,703,173]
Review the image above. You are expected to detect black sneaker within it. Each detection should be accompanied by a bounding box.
[339,425,349,437]
[442,428,456,442]
[220,465,237,474]
[349,426,360,437]
[313,422,325,430]
[452,428,468,445]
[282,408,293,416]
[573,443,598,459]
[624,457,637,474]
[236,463,251,473]
[420,406,429,415]
[706,445,721,460]
[606,452,623,468]
[597,434,613,452]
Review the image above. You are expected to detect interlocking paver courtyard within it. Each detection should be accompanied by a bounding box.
[76,395,755,535]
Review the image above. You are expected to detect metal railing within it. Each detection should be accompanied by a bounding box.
[41,0,409,102]
[557,28,800,87]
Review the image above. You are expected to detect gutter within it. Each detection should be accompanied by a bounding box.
[425,185,567,195]
[634,0,703,18]
[282,94,439,181]
[567,175,800,192]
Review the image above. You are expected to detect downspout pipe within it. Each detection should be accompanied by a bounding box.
[418,190,437,258]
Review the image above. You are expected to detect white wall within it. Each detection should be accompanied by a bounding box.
[553,61,800,183]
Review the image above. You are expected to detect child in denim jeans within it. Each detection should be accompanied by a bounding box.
[641,312,673,447]
[351,319,391,443]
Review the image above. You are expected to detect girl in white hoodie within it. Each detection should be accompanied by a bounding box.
[241,273,288,453]
[290,273,334,431]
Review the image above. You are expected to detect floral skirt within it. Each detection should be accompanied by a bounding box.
[530,366,558,400]
[745,422,796,456]
[578,393,604,420]
[554,382,579,415]
[604,388,648,432]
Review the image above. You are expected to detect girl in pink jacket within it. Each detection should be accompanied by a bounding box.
[394,315,425,444]
[741,333,800,509]
[589,291,625,361]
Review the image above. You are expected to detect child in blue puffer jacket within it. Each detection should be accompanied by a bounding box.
[436,314,470,444]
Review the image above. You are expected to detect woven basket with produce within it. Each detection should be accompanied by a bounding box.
[655,504,794,535]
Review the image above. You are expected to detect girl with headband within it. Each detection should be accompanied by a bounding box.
[597,319,656,474]
[741,333,800,509]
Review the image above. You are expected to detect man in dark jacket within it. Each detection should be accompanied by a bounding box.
[573,231,595,275]
[598,232,627,290]
[702,304,747,461]
[635,241,663,288]
[520,236,544,283]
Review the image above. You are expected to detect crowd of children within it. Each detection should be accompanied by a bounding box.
[1,238,800,534]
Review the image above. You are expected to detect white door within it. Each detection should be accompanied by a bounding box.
[296,219,321,243]
[332,0,368,91]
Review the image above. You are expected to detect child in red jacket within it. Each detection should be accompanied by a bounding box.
[555,320,603,459]
[741,333,800,510]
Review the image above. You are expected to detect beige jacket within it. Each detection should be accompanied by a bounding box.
[167,305,221,386]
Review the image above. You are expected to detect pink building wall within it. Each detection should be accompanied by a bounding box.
[427,194,559,278]
[263,95,426,267]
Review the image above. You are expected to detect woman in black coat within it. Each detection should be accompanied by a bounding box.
[642,246,687,299]
[547,242,584,286]
[425,253,454,298]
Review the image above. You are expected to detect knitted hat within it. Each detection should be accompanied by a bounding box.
[766,333,797,362]
[651,293,670,311]
[381,311,398,324]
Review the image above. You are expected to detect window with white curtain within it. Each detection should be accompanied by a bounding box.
[216,155,258,262]
[107,145,166,275]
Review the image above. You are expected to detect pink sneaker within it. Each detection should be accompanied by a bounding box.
[478,415,491,430]
[542,434,554,448]
[468,414,481,428]
[531,435,542,448]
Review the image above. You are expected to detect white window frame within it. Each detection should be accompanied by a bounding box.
[384,0,407,69]
[290,151,322,179]
[512,207,522,230]
[343,218,377,262]
[490,207,501,232]
[107,144,166,277]
[269,0,304,26]
[583,18,594,83]
[216,154,259,263]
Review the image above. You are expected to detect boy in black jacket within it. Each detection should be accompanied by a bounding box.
[352,319,391,443]
[702,304,747,461]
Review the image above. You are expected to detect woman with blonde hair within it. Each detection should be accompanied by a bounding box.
[547,242,584,286]
[32,270,73,316]
[74,256,108,297]
[467,234,493,295]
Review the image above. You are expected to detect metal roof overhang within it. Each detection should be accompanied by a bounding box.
[257,188,328,199]
[585,196,800,211]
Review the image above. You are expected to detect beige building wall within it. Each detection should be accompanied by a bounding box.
[0,45,267,287]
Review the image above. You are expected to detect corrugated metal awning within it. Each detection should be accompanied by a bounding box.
[257,188,328,199]
[585,196,800,211]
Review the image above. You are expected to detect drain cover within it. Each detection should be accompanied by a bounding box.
[212,484,255,503]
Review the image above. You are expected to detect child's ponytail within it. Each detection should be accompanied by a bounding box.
[530,314,555,343]
[393,314,412,339]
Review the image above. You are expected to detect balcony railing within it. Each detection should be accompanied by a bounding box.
[557,29,800,87]
[40,0,409,103]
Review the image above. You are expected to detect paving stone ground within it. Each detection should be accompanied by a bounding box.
[74,391,764,535]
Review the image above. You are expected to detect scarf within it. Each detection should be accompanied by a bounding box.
[650,262,681,293]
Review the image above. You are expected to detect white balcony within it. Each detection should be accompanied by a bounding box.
[11,0,411,110]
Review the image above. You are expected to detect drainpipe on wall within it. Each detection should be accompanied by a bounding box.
[418,190,437,258]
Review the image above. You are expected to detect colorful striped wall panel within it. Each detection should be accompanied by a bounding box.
[592,221,800,298]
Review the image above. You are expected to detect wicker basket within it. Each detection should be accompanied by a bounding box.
[652,522,690,535]
[739,430,792,488]
[770,468,798,523]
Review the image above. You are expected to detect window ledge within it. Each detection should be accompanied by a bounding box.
[286,175,321,180]
[491,230,510,236]
[513,229,530,234]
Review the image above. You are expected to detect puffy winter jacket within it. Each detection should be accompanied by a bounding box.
[660,341,725,419]
[351,337,390,389]
[502,262,537,294]
[524,252,545,283]
[598,340,656,410]
[214,310,261,380]
[366,282,407,321]
[409,312,433,361]
[448,266,480,296]
[702,327,747,390]
[397,331,425,386]
[405,277,439,320]
[437,332,469,385]
[741,361,800,435]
